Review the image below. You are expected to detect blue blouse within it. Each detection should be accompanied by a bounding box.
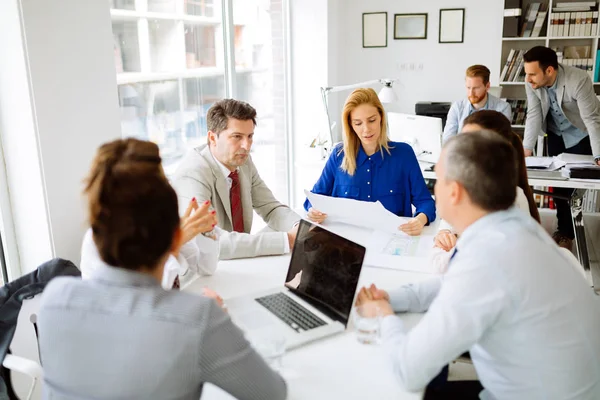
[304,142,436,223]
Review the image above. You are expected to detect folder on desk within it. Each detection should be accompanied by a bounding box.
[564,165,600,179]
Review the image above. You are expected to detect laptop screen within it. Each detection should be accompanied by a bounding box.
[284,220,366,324]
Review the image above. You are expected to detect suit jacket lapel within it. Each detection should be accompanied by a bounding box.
[199,146,232,225]
[556,65,566,110]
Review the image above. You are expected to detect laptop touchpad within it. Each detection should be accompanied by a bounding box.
[233,308,278,331]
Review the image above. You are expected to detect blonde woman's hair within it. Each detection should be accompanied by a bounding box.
[340,88,391,175]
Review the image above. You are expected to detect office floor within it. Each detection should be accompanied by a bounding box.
[449,361,478,381]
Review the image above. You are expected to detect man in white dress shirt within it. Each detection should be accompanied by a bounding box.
[358,131,600,399]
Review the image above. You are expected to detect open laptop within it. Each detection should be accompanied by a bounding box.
[226,219,366,349]
[387,112,443,164]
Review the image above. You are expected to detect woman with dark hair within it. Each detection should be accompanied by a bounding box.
[38,139,287,400]
[434,110,540,254]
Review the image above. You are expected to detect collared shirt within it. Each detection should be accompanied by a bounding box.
[442,94,513,143]
[210,149,238,190]
[209,148,290,252]
[38,265,287,400]
[545,76,589,149]
[381,208,600,399]
[304,142,436,224]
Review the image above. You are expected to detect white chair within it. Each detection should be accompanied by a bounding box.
[2,295,43,400]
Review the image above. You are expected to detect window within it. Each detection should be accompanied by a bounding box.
[109,0,289,203]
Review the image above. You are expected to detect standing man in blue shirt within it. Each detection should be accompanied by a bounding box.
[357,131,600,399]
[442,65,512,142]
[523,46,600,249]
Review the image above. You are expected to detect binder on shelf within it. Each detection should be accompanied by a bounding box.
[500,49,516,81]
[504,0,522,37]
[531,5,548,37]
[595,49,600,82]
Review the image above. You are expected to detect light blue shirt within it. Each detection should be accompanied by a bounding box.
[38,265,287,400]
[442,94,512,143]
[381,208,600,399]
[546,78,589,149]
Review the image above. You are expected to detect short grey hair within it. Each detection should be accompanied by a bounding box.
[443,130,517,211]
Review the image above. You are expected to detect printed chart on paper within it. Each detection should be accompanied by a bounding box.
[381,235,423,257]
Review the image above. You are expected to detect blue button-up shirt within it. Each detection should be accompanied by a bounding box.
[546,78,589,149]
[442,94,512,143]
[304,142,436,223]
[380,208,600,398]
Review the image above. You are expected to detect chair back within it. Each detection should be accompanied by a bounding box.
[8,295,43,400]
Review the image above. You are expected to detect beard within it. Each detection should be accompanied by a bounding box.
[468,93,486,105]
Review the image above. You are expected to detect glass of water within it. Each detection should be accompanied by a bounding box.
[352,304,382,344]
[248,329,287,371]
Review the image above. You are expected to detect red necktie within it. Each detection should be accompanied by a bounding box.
[229,171,245,233]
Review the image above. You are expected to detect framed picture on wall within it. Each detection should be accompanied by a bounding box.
[439,8,465,43]
[393,13,427,40]
[362,12,387,48]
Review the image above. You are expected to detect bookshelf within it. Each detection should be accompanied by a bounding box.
[502,0,600,213]
[501,0,600,131]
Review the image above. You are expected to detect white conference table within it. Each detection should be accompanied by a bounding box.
[184,226,437,400]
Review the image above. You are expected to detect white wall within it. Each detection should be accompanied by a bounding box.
[330,0,504,114]
[331,0,505,115]
[0,0,121,274]
[289,0,505,207]
[290,0,332,207]
[0,0,54,276]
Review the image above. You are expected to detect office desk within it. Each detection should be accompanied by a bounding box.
[185,255,433,400]
[422,168,600,291]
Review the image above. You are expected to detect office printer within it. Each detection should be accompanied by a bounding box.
[415,102,451,129]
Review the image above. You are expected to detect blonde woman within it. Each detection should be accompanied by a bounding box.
[304,88,435,235]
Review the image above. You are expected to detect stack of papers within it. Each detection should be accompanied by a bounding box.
[525,157,555,169]
[525,156,565,171]
[555,153,595,165]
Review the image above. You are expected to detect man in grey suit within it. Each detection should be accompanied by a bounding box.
[523,46,600,249]
[172,99,300,260]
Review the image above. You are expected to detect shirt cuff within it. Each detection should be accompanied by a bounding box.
[381,315,405,341]
[283,232,290,253]
[388,287,412,312]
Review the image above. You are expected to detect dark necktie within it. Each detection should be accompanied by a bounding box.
[172,275,180,290]
[229,171,245,233]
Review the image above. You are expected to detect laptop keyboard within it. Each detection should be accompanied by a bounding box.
[255,292,326,333]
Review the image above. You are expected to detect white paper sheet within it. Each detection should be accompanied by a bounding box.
[525,156,554,169]
[364,230,436,273]
[556,153,595,164]
[305,190,411,234]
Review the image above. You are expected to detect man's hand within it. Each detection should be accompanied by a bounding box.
[399,213,428,236]
[307,207,327,224]
[356,285,394,316]
[434,229,457,252]
[356,284,390,305]
[287,224,299,251]
[524,148,533,157]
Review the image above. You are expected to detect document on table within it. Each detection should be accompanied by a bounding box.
[365,230,436,273]
[525,156,565,171]
[305,190,411,234]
